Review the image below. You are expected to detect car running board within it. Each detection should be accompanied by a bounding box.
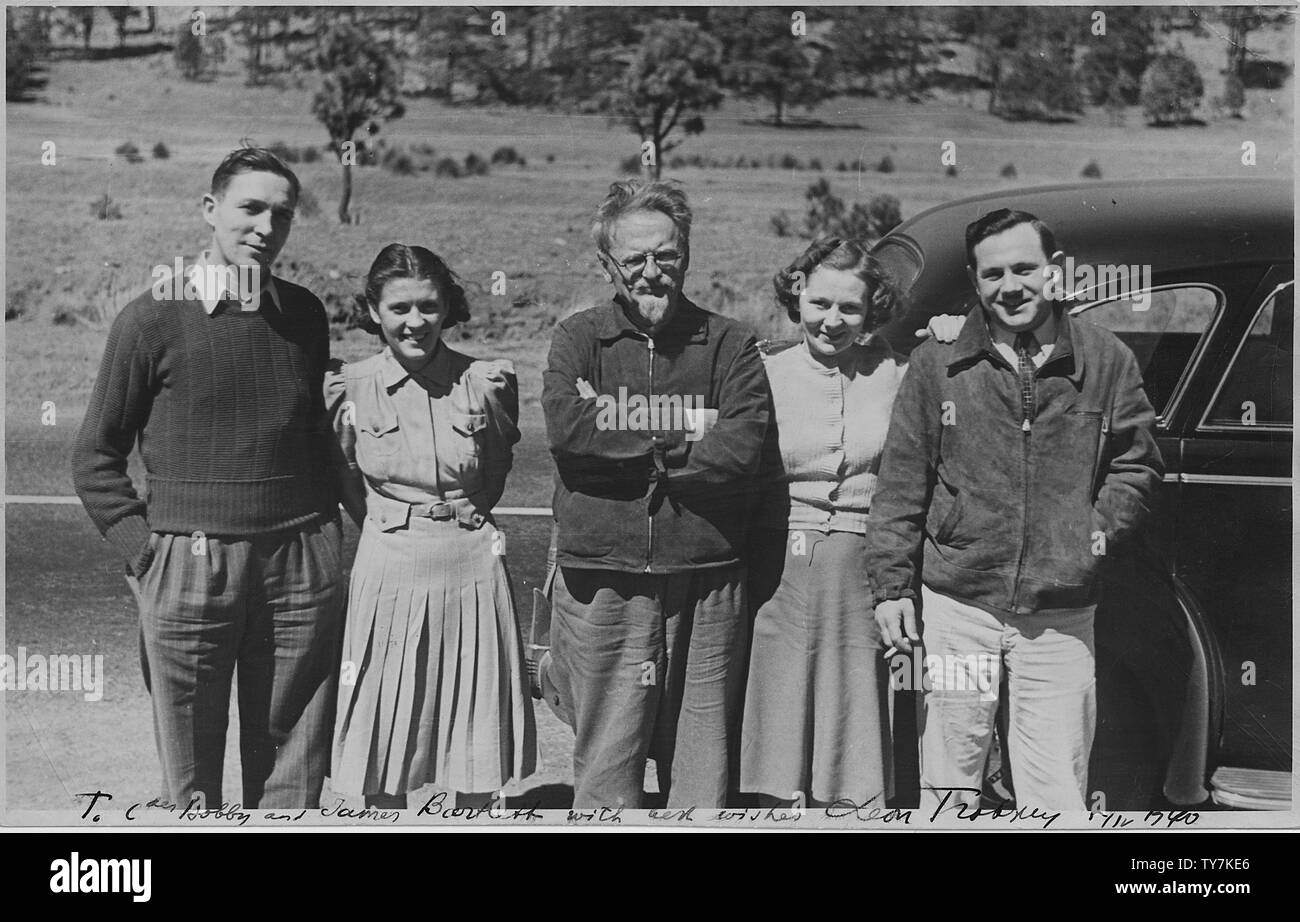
[1210,767,1292,810]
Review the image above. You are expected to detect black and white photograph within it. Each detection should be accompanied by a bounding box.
[3,0,1294,843]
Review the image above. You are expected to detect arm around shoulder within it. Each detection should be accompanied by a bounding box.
[324,360,366,528]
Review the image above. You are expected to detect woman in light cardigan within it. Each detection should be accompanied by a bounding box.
[739,237,959,807]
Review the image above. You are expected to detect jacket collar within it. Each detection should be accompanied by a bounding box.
[381,339,455,389]
[947,304,1081,383]
[594,297,711,345]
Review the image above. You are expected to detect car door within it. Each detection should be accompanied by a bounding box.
[1173,267,1293,796]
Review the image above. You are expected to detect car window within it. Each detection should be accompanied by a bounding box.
[1202,281,1293,430]
[1069,285,1221,421]
[872,237,923,293]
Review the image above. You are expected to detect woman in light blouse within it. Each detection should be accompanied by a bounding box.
[327,244,536,808]
[740,236,958,807]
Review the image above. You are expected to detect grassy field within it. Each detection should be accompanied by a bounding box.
[4,42,1293,816]
[7,49,1292,497]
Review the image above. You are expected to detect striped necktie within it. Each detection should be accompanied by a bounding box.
[1015,332,1038,432]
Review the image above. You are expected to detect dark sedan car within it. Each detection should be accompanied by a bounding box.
[873,177,1293,810]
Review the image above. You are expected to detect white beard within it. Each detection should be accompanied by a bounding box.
[631,293,672,326]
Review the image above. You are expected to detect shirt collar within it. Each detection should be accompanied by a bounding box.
[380,339,454,389]
[797,334,891,376]
[949,304,1079,381]
[188,251,280,315]
[593,297,711,344]
[988,305,1059,352]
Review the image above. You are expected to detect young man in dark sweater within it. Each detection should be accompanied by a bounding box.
[72,147,342,809]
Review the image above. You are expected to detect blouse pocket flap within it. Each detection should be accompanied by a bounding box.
[452,412,488,438]
[359,416,400,438]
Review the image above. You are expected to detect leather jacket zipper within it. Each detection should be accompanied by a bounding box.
[645,335,655,573]
[1011,361,1034,608]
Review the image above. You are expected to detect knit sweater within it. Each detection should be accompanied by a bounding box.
[755,337,906,534]
[72,277,339,574]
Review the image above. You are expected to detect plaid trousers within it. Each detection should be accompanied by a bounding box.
[133,515,344,809]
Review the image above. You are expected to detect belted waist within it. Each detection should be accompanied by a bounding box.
[366,491,489,532]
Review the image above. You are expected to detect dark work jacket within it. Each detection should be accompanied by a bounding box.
[542,298,770,573]
[866,306,1164,614]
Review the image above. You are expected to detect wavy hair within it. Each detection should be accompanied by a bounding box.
[591,179,692,252]
[772,237,903,329]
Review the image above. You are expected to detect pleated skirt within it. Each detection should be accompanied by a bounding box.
[740,529,891,804]
[331,515,537,795]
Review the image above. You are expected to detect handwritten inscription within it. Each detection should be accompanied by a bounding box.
[927,787,1061,828]
[73,787,1202,828]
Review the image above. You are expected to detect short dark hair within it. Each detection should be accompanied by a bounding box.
[965,208,1057,268]
[354,243,471,336]
[773,236,904,329]
[210,145,301,205]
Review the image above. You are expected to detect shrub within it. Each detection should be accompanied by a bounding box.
[779,153,803,170]
[463,152,490,176]
[90,193,122,220]
[877,154,895,173]
[546,153,556,163]
[803,178,844,238]
[384,151,415,175]
[1081,159,1102,179]
[618,153,641,174]
[809,157,823,171]
[993,52,1084,121]
[836,161,848,171]
[152,141,170,160]
[867,193,902,237]
[6,10,48,103]
[491,145,521,165]
[296,187,321,219]
[1141,52,1204,126]
[268,140,301,164]
[799,180,903,245]
[1000,162,1017,179]
[173,22,204,80]
[435,157,463,178]
[1241,58,1289,90]
[115,141,142,164]
[770,210,794,237]
[945,164,958,177]
[301,145,320,163]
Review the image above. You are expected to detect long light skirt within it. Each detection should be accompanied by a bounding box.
[331,516,537,795]
[740,529,891,804]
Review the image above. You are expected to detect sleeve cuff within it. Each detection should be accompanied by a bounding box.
[872,585,916,606]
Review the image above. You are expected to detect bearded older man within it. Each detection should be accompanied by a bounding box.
[541,180,770,808]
